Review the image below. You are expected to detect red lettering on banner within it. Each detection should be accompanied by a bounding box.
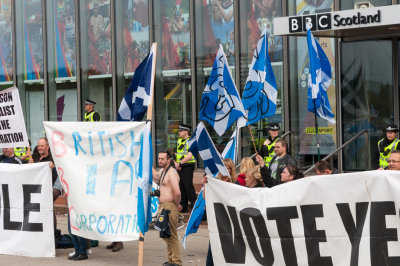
[69,206,79,231]
[52,131,67,157]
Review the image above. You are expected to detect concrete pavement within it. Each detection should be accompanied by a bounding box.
[0,214,210,266]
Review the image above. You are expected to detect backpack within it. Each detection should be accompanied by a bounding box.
[56,234,74,249]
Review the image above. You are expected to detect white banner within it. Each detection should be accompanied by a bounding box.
[0,163,54,257]
[206,171,400,265]
[44,121,146,241]
[0,87,29,148]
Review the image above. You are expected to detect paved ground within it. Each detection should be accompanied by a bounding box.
[0,214,210,266]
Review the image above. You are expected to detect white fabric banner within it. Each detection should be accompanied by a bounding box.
[206,171,400,266]
[44,121,146,241]
[0,163,54,257]
[0,87,29,148]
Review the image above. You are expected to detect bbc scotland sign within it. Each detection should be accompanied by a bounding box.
[274,4,400,36]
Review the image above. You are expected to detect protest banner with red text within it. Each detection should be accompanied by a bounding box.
[44,121,146,241]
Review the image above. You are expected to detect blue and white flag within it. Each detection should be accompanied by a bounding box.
[188,122,229,177]
[137,121,153,235]
[182,187,205,249]
[242,29,278,125]
[199,45,246,136]
[117,44,156,121]
[306,27,336,124]
[221,128,238,165]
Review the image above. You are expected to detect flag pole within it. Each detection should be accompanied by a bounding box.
[313,99,320,161]
[138,42,157,266]
[244,117,259,156]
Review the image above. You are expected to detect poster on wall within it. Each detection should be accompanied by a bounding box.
[246,0,282,62]
[296,0,336,155]
[161,0,190,70]
[54,0,76,78]
[24,0,43,80]
[0,0,12,82]
[123,0,150,73]
[87,0,111,76]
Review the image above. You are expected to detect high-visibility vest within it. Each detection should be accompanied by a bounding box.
[263,138,279,167]
[14,147,28,161]
[84,111,101,122]
[378,138,400,168]
[176,138,195,164]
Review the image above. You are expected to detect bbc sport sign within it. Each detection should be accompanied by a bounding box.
[206,171,400,265]
[0,163,54,257]
[44,121,146,241]
[274,4,400,36]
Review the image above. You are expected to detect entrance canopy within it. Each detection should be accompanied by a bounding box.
[273,4,400,38]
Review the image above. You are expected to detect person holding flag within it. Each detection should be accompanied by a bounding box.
[259,122,280,167]
[174,123,196,213]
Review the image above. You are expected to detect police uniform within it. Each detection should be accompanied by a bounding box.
[84,99,101,122]
[259,123,280,168]
[14,147,29,163]
[378,125,400,169]
[176,124,196,212]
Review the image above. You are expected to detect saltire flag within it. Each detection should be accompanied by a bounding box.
[24,7,40,80]
[242,29,277,125]
[306,26,336,124]
[199,45,246,136]
[54,5,73,78]
[188,122,229,177]
[182,187,205,249]
[221,128,238,164]
[117,44,156,121]
[137,121,153,234]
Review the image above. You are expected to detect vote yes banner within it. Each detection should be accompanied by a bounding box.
[44,121,146,241]
[0,163,54,257]
[0,87,29,148]
[206,171,400,265]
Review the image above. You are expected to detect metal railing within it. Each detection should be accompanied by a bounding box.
[236,131,294,169]
[303,130,369,175]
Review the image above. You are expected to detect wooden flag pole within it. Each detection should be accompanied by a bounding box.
[138,42,157,266]
[27,146,32,163]
[244,117,259,157]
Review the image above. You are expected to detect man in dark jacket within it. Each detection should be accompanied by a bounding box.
[256,139,296,188]
[0,148,23,164]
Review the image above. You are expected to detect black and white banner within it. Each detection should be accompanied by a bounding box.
[0,163,55,257]
[206,171,400,265]
[0,87,29,148]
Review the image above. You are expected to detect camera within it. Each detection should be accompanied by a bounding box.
[150,189,160,197]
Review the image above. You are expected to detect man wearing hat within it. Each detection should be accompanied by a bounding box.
[259,122,281,168]
[377,124,400,169]
[84,99,101,122]
[174,123,196,213]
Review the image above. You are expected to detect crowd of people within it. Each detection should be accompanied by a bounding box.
[2,119,400,266]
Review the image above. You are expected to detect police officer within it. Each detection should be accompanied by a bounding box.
[84,99,101,122]
[174,123,196,213]
[378,124,400,169]
[259,123,280,168]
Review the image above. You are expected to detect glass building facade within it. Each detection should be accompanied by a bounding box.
[2,0,400,171]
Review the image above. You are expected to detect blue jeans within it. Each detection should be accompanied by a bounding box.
[68,212,88,255]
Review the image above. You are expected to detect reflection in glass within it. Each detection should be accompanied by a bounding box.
[87,0,111,75]
[24,0,43,80]
[0,0,12,84]
[123,0,149,73]
[340,0,391,10]
[239,0,283,157]
[341,41,392,170]
[54,0,76,78]
[160,0,190,70]
[154,0,192,155]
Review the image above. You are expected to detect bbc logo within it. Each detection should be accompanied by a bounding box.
[289,13,331,33]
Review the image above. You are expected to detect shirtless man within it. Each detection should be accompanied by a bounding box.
[152,150,182,266]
